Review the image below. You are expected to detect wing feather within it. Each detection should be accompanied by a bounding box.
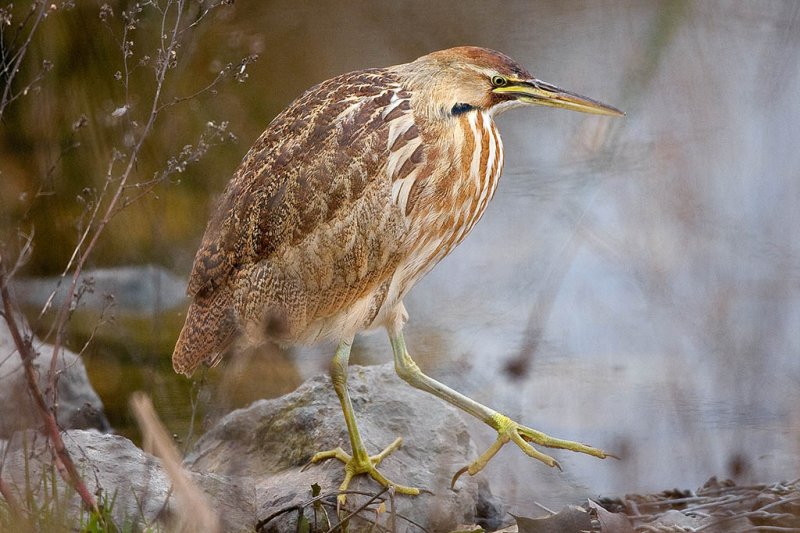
[187,68,420,300]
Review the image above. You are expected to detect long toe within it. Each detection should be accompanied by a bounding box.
[455,414,612,485]
[515,422,612,459]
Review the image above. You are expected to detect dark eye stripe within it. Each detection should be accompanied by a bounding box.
[451,103,474,116]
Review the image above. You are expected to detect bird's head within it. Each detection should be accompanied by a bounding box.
[399,46,623,120]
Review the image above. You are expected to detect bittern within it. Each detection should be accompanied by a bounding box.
[172,46,623,497]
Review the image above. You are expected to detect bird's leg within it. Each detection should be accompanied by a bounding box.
[389,331,612,485]
[308,340,420,503]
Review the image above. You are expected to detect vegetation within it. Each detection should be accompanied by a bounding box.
[1,1,252,530]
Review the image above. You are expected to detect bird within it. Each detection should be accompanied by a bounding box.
[172,46,623,498]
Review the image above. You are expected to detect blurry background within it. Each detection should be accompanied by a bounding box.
[1,0,799,512]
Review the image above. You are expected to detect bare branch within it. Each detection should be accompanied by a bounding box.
[0,255,98,513]
[177,0,233,38]
[156,54,258,114]
[119,119,235,210]
[0,0,243,526]
[46,0,188,407]
[0,2,48,120]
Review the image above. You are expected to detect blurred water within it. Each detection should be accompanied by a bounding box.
[4,0,800,516]
[283,0,800,509]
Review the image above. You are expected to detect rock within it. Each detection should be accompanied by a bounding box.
[3,430,255,531]
[0,317,110,438]
[186,363,505,532]
[2,430,171,526]
[0,359,503,531]
[1,429,254,532]
[11,265,188,314]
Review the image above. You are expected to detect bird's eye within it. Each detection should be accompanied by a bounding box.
[491,75,508,87]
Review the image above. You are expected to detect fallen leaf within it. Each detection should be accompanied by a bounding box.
[587,500,634,532]
[513,506,592,533]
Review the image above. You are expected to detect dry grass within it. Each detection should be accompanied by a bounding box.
[130,392,221,533]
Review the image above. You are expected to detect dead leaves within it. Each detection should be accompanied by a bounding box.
[459,478,800,533]
[505,500,633,533]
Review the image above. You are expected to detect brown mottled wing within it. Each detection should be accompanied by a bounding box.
[173,68,416,374]
[187,68,409,299]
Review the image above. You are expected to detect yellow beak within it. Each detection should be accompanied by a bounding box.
[494,78,624,117]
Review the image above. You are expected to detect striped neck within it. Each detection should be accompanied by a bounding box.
[455,109,504,238]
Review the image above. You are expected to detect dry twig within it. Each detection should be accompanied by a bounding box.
[0,256,98,513]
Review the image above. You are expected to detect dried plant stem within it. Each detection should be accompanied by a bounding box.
[0,2,47,120]
[1,1,242,526]
[0,474,23,521]
[0,258,98,513]
[130,392,220,532]
[47,0,186,407]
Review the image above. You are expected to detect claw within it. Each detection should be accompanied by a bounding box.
[451,413,611,487]
[450,465,470,489]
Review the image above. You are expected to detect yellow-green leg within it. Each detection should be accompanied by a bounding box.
[389,331,612,486]
[308,340,419,503]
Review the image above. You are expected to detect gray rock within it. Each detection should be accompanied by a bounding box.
[2,430,171,526]
[0,317,110,438]
[11,265,187,314]
[0,366,503,532]
[187,363,504,532]
[0,364,504,532]
[1,429,254,532]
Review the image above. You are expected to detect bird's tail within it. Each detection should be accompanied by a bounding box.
[172,289,236,376]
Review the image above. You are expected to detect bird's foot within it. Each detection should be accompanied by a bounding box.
[307,437,420,504]
[452,413,614,487]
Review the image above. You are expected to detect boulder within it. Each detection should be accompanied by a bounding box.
[1,365,504,532]
[1,429,171,526]
[0,429,253,532]
[11,265,188,314]
[0,317,110,438]
[187,363,505,532]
